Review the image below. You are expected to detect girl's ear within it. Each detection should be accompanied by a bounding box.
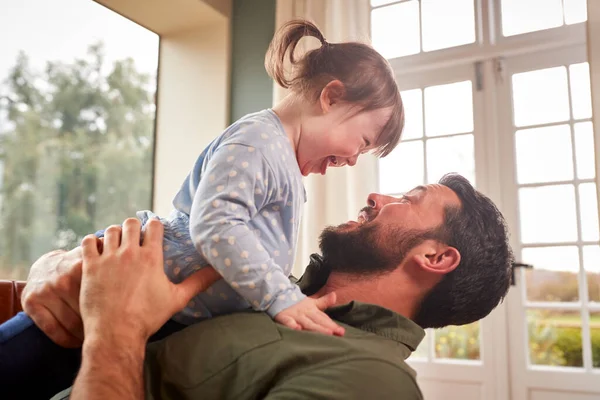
[319,80,346,113]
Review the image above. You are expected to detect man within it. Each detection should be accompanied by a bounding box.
[22,173,513,399]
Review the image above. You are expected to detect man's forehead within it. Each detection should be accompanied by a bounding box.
[405,184,461,206]
[405,184,431,196]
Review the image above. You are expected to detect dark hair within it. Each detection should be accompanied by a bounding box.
[413,173,514,328]
[265,19,404,157]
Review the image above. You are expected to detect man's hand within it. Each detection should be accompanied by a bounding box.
[21,247,86,348]
[79,218,220,343]
[274,294,345,336]
[72,218,220,400]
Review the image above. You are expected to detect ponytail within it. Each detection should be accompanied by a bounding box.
[265,19,327,89]
[265,19,405,158]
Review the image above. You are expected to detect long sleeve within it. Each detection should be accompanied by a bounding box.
[189,143,305,317]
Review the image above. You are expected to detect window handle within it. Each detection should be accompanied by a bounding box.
[510,262,534,286]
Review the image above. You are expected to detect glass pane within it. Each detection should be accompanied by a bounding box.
[434,322,480,360]
[400,89,423,140]
[426,134,475,185]
[410,329,429,360]
[564,0,588,25]
[592,311,600,368]
[0,0,158,280]
[579,183,599,242]
[424,81,473,136]
[523,246,580,302]
[512,67,570,127]
[519,185,578,244]
[583,246,600,302]
[501,0,563,36]
[421,0,475,52]
[515,125,573,184]
[574,122,596,179]
[569,63,593,120]
[371,1,420,59]
[379,141,424,194]
[528,309,583,367]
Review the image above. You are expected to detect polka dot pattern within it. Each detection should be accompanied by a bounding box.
[160,111,307,322]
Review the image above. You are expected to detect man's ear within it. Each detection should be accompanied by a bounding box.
[319,80,345,113]
[412,241,460,276]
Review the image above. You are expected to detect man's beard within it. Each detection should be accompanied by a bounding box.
[319,222,432,275]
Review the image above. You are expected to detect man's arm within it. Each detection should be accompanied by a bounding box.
[265,359,423,400]
[71,219,220,400]
[73,333,146,398]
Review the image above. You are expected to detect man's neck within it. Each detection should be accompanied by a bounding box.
[310,272,423,320]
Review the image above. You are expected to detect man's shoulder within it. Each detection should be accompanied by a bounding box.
[144,312,423,399]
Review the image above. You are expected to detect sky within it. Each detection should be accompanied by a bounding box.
[0,0,159,85]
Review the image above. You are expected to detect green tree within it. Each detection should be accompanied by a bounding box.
[0,43,155,279]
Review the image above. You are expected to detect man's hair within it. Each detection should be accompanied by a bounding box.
[413,173,514,328]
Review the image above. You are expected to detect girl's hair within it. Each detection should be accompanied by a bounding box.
[265,19,404,157]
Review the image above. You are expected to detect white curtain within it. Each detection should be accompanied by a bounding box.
[273,0,378,276]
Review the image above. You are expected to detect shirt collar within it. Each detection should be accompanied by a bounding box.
[294,254,425,351]
[326,301,424,351]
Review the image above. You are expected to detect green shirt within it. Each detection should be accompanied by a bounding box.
[144,301,425,399]
[53,255,425,399]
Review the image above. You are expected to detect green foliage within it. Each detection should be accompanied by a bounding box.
[0,43,155,279]
[527,311,600,368]
[528,313,569,366]
[434,322,480,360]
[554,328,600,368]
[424,315,600,367]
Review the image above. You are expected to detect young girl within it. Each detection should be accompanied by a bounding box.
[154,19,403,333]
[0,18,404,396]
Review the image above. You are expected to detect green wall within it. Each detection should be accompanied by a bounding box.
[230,0,276,123]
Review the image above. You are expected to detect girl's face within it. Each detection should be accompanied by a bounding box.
[296,83,393,176]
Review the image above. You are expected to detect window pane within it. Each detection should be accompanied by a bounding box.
[574,122,596,179]
[371,1,420,59]
[400,89,423,140]
[579,183,599,242]
[426,134,475,185]
[592,311,600,368]
[515,125,573,184]
[435,322,480,361]
[523,246,580,302]
[512,67,570,127]
[378,141,424,194]
[528,309,583,368]
[421,0,475,52]
[424,81,473,136]
[501,0,563,36]
[564,0,588,25]
[583,246,600,302]
[569,63,593,120]
[519,185,578,244]
[0,0,158,280]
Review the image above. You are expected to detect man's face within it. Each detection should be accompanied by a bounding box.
[319,184,461,274]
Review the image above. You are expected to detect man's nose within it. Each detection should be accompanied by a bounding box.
[367,193,387,209]
[347,154,358,167]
